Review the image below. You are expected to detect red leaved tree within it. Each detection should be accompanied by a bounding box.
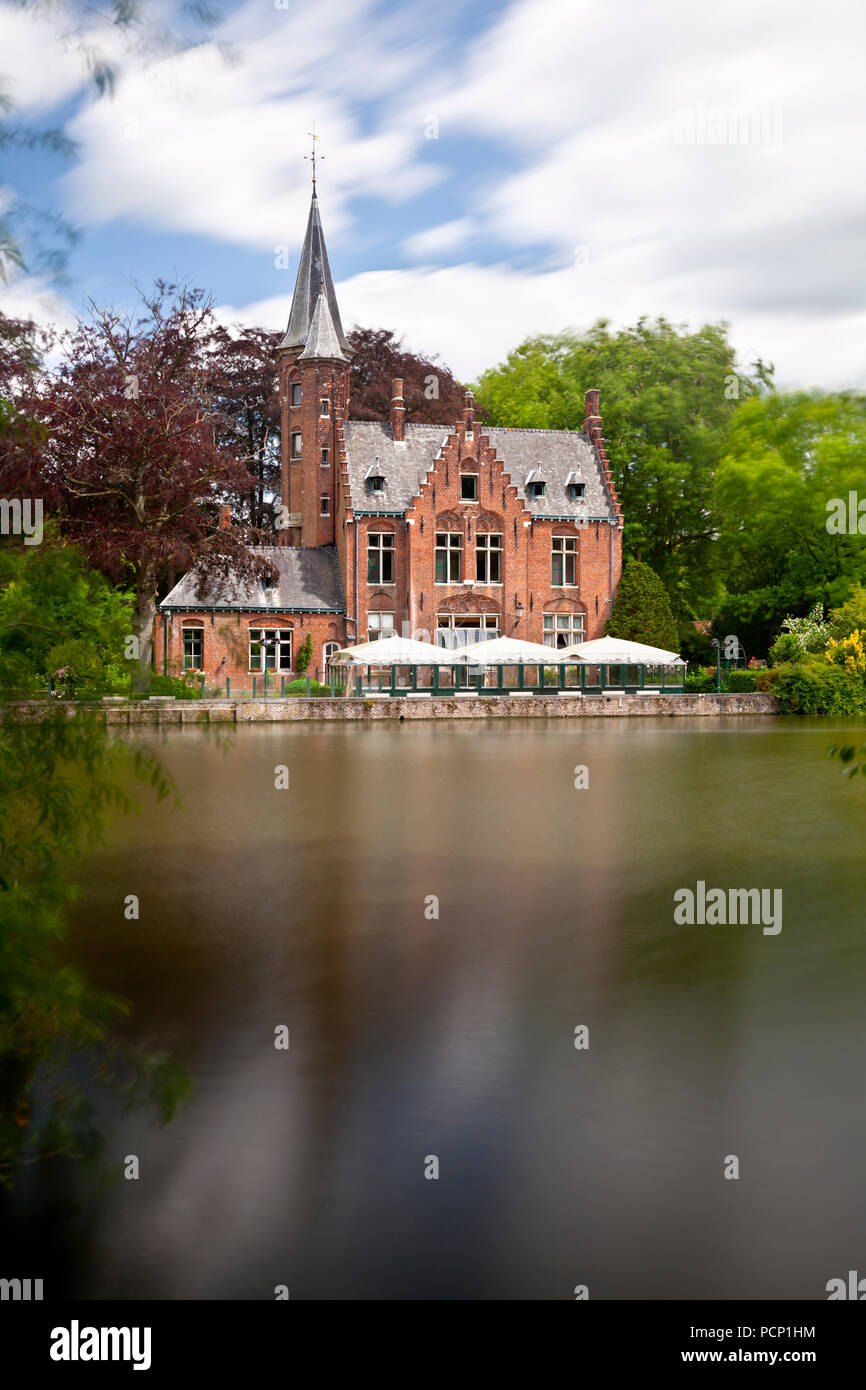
[346,326,470,424]
[208,324,282,531]
[6,284,274,686]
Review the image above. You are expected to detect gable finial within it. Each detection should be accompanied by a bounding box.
[306,123,324,190]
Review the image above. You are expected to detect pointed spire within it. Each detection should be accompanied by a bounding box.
[280,192,351,356]
[299,292,349,362]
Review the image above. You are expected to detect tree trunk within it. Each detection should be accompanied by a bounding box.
[133,565,158,693]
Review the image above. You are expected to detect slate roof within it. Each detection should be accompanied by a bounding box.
[343,422,448,512]
[299,293,349,363]
[279,193,351,356]
[160,546,345,613]
[343,421,616,520]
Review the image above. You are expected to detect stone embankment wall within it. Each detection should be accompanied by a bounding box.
[3,693,779,724]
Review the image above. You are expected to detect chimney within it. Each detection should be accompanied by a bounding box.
[463,389,475,431]
[390,378,406,442]
[218,504,231,531]
[584,388,601,442]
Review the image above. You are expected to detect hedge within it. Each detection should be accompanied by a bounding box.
[772,661,866,715]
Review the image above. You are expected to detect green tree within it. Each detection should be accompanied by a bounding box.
[607,560,679,650]
[0,542,134,696]
[475,317,768,615]
[713,391,866,655]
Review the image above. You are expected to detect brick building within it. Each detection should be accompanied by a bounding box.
[157,189,623,686]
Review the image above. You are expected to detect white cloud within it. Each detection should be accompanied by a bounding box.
[402,218,473,258]
[0,5,99,112]
[60,0,445,252]
[221,256,866,394]
[0,269,77,340]
[4,0,866,389]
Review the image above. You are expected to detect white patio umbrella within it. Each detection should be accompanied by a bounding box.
[560,635,685,665]
[329,634,460,666]
[452,635,556,665]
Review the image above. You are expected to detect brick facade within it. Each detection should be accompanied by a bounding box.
[158,610,344,689]
[157,190,623,680]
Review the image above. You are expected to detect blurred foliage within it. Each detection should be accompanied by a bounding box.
[0,539,189,1190]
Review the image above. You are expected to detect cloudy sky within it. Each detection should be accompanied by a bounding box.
[1,0,864,388]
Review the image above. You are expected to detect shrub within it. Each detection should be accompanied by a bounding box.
[727,669,757,692]
[827,585,866,642]
[825,629,866,676]
[755,667,781,692]
[771,602,830,659]
[769,632,807,666]
[607,561,679,651]
[149,673,201,699]
[295,633,313,675]
[773,659,866,716]
[685,668,716,693]
[284,677,341,697]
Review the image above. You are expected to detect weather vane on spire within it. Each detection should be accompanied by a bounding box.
[306,124,323,189]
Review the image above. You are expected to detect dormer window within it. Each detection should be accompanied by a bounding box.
[460,474,478,501]
[262,575,275,592]
[365,457,385,495]
[526,465,546,499]
[565,469,585,501]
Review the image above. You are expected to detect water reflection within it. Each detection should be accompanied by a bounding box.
[11,718,866,1298]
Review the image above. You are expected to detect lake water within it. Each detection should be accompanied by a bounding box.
[9,717,866,1299]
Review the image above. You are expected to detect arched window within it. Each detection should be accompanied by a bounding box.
[323,641,340,669]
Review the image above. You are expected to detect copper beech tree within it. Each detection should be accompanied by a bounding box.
[346,326,469,424]
[7,285,275,687]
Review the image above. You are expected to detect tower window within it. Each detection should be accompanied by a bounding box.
[291,433,302,458]
[320,399,330,417]
[321,447,329,467]
[291,384,301,407]
[460,474,478,501]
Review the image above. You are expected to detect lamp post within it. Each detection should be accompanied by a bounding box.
[710,637,721,692]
